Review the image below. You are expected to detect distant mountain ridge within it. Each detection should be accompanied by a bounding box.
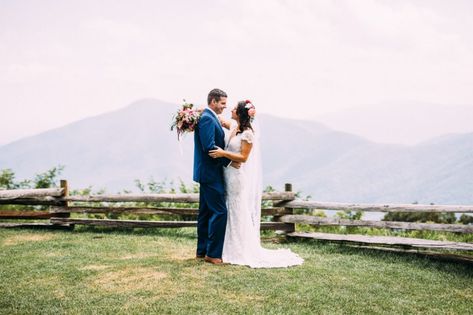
[317,103,473,145]
[1,98,472,204]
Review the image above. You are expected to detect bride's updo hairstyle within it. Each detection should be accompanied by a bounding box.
[236,100,256,135]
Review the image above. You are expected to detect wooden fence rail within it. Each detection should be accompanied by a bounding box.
[49,217,294,231]
[289,232,473,252]
[280,215,473,233]
[280,200,473,213]
[0,192,294,205]
[48,206,289,216]
[0,188,64,199]
[64,191,295,203]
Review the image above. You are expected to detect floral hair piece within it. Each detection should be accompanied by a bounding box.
[244,100,256,118]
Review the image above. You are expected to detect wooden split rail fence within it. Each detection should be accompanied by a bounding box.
[0,181,295,232]
[1,180,472,254]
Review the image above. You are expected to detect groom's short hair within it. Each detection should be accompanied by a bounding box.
[207,88,227,105]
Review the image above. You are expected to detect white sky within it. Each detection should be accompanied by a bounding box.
[1,0,472,145]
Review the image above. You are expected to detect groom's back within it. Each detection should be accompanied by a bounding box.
[193,111,225,184]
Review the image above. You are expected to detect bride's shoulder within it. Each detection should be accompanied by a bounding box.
[241,128,255,143]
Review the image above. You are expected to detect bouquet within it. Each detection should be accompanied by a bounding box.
[170,100,203,140]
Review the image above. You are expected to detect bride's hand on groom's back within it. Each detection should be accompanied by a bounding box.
[230,162,241,169]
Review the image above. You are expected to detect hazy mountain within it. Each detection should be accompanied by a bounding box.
[0,99,191,191]
[1,99,472,204]
[317,103,473,145]
[289,132,473,204]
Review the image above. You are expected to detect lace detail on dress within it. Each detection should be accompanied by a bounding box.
[241,129,254,144]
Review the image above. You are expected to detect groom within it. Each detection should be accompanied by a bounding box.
[193,88,239,264]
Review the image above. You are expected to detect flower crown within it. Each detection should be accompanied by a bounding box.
[244,100,256,119]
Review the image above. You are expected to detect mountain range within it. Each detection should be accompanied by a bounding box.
[317,102,473,145]
[1,99,472,204]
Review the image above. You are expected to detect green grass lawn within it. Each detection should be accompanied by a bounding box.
[0,227,472,315]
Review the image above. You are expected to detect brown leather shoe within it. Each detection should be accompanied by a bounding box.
[195,254,205,259]
[204,256,223,265]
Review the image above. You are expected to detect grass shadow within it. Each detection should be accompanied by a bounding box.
[72,225,197,240]
[292,237,473,276]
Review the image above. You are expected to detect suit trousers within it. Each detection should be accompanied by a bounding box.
[196,182,228,258]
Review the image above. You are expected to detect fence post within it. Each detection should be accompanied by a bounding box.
[273,183,295,234]
[51,180,73,229]
[284,183,295,234]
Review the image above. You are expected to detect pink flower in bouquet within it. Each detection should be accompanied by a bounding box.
[171,100,202,140]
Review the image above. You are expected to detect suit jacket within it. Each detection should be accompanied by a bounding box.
[193,108,231,184]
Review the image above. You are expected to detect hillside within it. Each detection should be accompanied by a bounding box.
[1,99,472,204]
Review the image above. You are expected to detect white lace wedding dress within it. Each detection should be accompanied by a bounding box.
[221,125,304,268]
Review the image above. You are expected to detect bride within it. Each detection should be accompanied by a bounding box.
[209,100,303,268]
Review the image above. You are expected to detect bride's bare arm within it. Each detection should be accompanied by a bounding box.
[208,141,252,163]
[218,115,231,130]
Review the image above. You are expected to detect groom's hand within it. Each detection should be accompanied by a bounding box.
[230,161,241,169]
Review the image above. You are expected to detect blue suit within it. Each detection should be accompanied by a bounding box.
[193,108,231,258]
